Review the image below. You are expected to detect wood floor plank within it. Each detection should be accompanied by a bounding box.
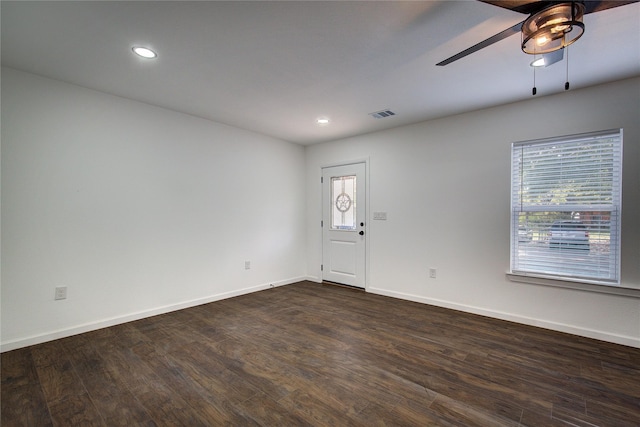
[32,355,87,404]
[380,396,459,427]
[355,401,422,427]
[166,341,261,406]
[47,392,106,426]
[231,392,312,426]
[133,341,262,425]
[2,281,639,426]
[205,335,320,401]
[276,388,363,426]
[1,347,40,388]
[428,393,521,427]
[76,372,155,426]
[420,372,527,424]
[552,404,638,427]
[1,382,53,427]
[520,409,568,427]
[584,398,640,426]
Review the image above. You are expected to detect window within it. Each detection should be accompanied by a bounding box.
[510,129,622,285]
[331,175,357,230]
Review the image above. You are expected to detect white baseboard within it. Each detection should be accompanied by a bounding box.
[0,276,305,353]
[6,279,635,352]
[368,287,640,349]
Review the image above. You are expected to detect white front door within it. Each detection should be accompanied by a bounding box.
[322,163,366,288]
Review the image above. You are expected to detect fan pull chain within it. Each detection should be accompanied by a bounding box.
[532,60,537,95]
[565,47,570,91]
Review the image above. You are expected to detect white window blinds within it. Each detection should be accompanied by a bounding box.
[510,129,622,285]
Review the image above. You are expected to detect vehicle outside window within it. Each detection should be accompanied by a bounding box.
[548,220,590,251]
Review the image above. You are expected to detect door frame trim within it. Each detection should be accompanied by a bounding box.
[320,158,370,291]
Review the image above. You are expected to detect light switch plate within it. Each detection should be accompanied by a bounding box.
[373,212,387,220]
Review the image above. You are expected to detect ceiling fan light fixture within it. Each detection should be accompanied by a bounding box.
[530,48,565,67]
[530,57,546,67]
[521,2,584,55]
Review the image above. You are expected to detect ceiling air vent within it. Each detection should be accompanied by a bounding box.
[369,109,396,119]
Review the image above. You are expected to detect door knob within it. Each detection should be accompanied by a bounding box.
[359,230,364,236]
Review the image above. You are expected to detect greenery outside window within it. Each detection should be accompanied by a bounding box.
[510,129,622,285]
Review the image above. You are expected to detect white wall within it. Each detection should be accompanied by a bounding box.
[306,77,640,348]
[3,68,638,352]
[1,68,307,351]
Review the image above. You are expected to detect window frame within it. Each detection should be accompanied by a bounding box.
[509,129,623,287]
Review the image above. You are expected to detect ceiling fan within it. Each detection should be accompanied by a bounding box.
[436,0,639,66]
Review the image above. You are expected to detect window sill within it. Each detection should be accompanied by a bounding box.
[506,273,640,298]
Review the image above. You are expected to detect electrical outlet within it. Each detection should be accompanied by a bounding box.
[55,286,67,300]
[429,268,437,279]
[245,261,251,270]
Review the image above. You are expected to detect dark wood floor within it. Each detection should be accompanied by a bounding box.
[2,281,639,426]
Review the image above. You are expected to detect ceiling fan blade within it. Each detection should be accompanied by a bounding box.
[436,21,523,66]
[481,0,640,14]
[478,0,549,14]
[582,0,639,14]
[480,0,639,14]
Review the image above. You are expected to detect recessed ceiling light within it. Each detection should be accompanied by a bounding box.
[316,117,330,125]
[132,46,157,59]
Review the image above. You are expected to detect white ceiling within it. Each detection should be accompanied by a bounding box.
[2,1,639,145]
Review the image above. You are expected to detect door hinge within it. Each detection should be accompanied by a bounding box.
[321,220,323,227]
[321,176,323,184]
[320,264,323,271]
